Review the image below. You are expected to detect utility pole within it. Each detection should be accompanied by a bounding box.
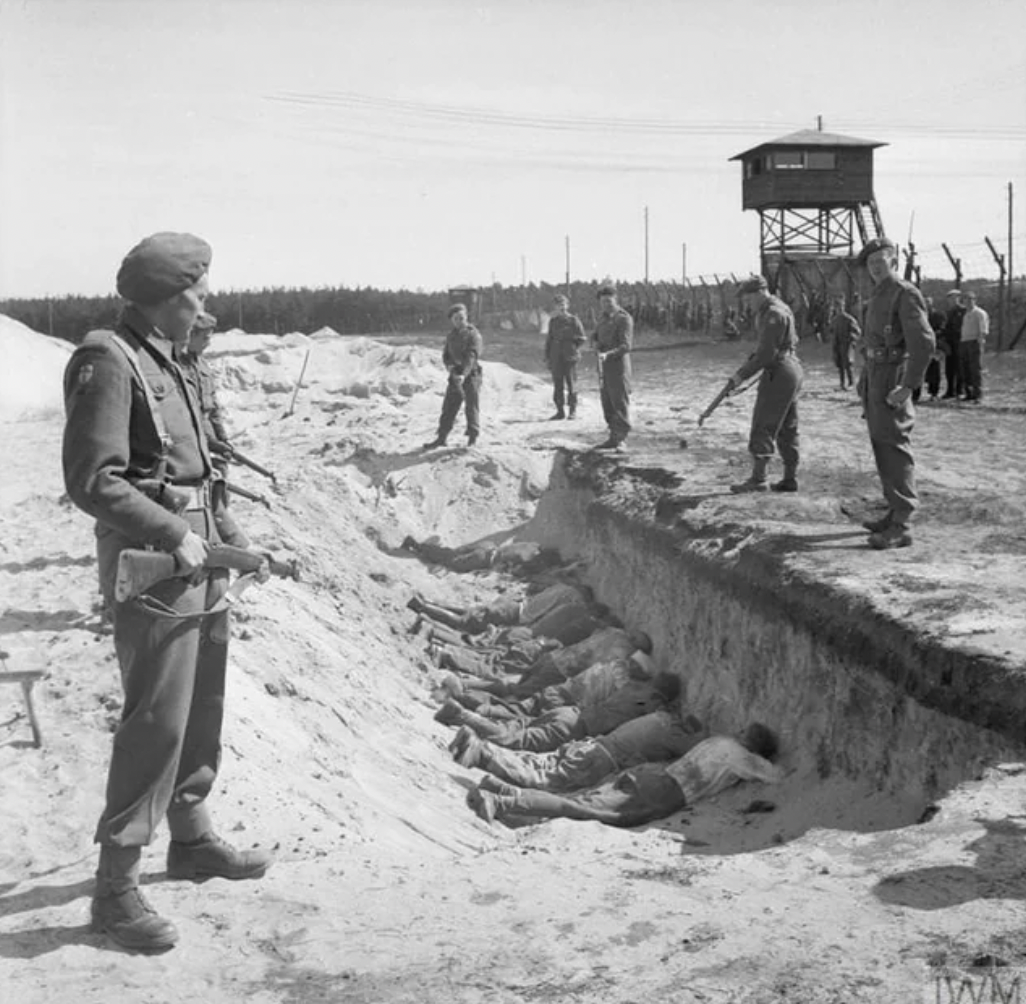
[681,242,687,285]
[640,206,648,287]
[237,291,243,330]
[47,299,54,338]
[985,235,1007,351]
[565,235,571,298]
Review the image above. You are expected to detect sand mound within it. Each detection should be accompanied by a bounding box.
[0,314,73,422]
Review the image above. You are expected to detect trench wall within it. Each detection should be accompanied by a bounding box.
[528,452,1024,811]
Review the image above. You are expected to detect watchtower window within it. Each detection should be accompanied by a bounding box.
[745,157,764,179]
[807,151,837,170]
[773,151,804,170]
[770,150,838,171]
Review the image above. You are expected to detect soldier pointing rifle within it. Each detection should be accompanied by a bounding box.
[727,275,803,494]
[62,232,274,954]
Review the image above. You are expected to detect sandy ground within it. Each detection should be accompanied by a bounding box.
[2,314,1026,1004]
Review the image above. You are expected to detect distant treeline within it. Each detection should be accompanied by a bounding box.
[3,275,1021,345]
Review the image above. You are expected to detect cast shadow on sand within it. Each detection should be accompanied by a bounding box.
[0,871,169,958]
[0,609,106,635]
[0,554,95,574]
[755,530,871,554]
[872,818,1026,910]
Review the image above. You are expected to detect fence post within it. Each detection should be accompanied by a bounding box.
[984,235,1007,351]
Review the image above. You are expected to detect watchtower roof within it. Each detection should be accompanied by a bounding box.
[730,129,886,160]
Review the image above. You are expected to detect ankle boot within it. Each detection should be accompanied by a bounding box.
[92,845,179,952]
[771,467,799,492]
[731,457,769,493]
[167,833,273,882]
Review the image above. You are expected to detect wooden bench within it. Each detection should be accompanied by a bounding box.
[0,651,44,747]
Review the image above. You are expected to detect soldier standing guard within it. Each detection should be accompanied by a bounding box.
[728,275,804,493]
[62,232,273,953]
[543,293,587,420]
[423,303,484,449]
[592,284,633,451]
[856,237,936,549]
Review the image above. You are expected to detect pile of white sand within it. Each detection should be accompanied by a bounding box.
[0,314,73,422]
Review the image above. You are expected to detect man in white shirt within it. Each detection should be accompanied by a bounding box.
[959,292,989,402]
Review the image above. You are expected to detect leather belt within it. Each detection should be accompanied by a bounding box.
[175,482,212,511]
[866,346,907,362]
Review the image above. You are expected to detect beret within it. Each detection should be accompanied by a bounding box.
[552,294,569,305]
[447,303,467,318]
[596,283,617,297]
[946,289,962,297]
[738,275,768,294]
[856,236,896,266]
[116,232,212,305]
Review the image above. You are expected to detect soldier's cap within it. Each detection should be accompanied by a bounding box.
[946,289,962,298]
[447,303,467,318]
[116,232,212,306]
[738,275,768,294]
[191,311,217,332]
[596,283,617,298]
[856,236,896,266]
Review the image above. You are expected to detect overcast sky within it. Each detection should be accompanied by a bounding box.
[1,0,1024,298]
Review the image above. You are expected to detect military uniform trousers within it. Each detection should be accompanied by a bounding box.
[748,356,802,466]
[94,506,230,849]
[863,359,919,525]
[479,737,619,792]
[437,368,482,439]
[599,357,631,442]
[550,360,579,415]
[959,341,982,400]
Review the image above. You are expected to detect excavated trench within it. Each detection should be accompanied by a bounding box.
[521,450,1025,846]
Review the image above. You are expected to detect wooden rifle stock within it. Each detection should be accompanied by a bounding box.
[115,544,299,603]
[697,381,733,427]
[226,481,271,508]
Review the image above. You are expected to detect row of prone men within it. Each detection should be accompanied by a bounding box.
[402,535,783,829]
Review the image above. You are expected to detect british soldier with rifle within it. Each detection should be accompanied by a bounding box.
[724,275,804,494]
[62,232,275,953]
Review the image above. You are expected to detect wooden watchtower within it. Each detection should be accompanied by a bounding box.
[729,126,887,327]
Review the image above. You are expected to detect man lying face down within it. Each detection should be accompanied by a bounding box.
[450,704,709,793]
[466,724,782,828]
[409,581,606,647]
[436,652,681,753]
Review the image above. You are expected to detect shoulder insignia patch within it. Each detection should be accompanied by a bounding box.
[76,363,95,387]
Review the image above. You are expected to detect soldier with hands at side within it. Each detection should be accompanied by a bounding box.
[544,293,587,420]
[727,275,804,494]
[856,237,936,549]
[62,232,273,954]
[592,284,633,451]
[423,302,484,449]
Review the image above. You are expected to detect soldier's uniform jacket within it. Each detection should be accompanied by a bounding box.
[862,276,935,386]
[62,306,218,554]
[545,313,587,366]
[734,295,799,383]
[594,307,633,359]
[830,310,860,349]
[443,323,483,376]
[181,351,230,446]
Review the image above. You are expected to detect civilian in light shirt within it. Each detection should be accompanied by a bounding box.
[959,292,989,402]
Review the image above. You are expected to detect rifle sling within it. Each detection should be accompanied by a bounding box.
[131,573,257,621]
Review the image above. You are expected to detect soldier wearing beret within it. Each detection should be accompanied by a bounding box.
[856,237,936,549]
[544,294,587,420]
[62,232,272,953]
[592,284,633,451]
[727,275,803,493]
[423,302,484,449]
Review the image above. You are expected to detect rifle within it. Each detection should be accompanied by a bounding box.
[696,377,757,427]
[114,543,299,604]
[226,481,272,509]
[210,440,277,483]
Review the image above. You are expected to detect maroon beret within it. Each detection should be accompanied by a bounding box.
[738,275,768,294]
[856,236,896,267]
[116,232,212,305]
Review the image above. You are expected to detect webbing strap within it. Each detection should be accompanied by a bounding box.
[131,572,257,621]
[105,332,174,471]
